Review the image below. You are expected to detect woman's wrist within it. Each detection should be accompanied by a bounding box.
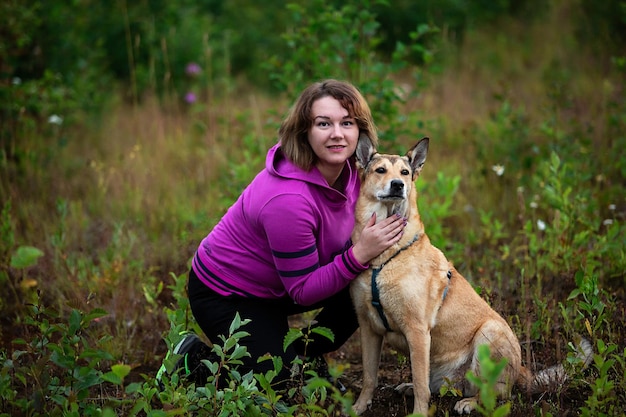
[350,244,370,269]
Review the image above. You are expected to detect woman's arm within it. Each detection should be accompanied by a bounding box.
[261,195,405,306]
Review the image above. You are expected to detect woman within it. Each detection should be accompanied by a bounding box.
[159,79,406,388]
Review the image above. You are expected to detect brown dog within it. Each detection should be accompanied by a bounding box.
[350,136,592,415]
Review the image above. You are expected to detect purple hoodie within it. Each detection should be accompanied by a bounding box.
[192,143,368,306]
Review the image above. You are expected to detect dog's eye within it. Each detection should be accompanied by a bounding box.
[401,169,410,176]
[375,167,386,174]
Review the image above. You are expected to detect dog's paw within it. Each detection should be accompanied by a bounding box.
[352,398,372,415]
[454,397,477,414]
[394,382,414,396]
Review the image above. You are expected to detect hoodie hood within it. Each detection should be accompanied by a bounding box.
[266,143,358,200]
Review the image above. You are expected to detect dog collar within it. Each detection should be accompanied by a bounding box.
[370,235,452,333]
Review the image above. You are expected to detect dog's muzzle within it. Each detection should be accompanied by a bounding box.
[390,179,404,192]
[380,179,405,200]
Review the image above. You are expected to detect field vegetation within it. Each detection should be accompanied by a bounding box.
[1,0,625,416]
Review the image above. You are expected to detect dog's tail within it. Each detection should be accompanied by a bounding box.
[518,336,593,394]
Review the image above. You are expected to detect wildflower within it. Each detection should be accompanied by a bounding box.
[608,204,616,211]
[12,77,21,85]
[492,164,505,176]
[48,114,63,125]
[537,219,546,231]
[530,194,540,209]
[185,62,201,76]
[603,219,613,226]
[184,92,197,104]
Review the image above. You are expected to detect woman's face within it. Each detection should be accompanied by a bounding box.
[307,96,359,179]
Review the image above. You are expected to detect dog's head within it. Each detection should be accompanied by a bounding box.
[355,134,429,202]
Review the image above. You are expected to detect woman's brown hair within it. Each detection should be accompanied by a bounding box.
[279,79,379,170]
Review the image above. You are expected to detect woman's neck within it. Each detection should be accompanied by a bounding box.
[317,163,345,190]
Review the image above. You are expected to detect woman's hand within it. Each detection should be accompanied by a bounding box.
[352,213,406,265]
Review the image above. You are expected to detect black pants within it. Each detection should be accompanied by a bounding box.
[187,268,359,384]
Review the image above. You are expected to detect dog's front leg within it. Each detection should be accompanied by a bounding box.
[353,324,384,415]
[407,329,432,416]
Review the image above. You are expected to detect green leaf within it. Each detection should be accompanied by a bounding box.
[550,151,561,170]
[73,370,102,392]
[228,312,250,335]
[10,246,44,269]
[111,363,131,379]
[224,336,237,351]
[274,400,292,413]
[69,309,82,335]
[101,371,122,385]
[102,408,118,417]
[283,328,303,352]
[201,358,220,375]
[311,326,335,343]
[231,331,251,341]
[213,344,224,359]
[493,403,511,417]
[306,377,332,390]
[124,382,142,394]
[230,345,250,361]
[83,308,108,324]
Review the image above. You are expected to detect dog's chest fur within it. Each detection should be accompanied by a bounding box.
[350,237,451,349]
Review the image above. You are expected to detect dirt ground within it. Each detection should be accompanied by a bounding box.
[326,329,591,417]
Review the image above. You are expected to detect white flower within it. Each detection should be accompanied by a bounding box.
[48,114,63,125]
[492,164,505,176]
[608,204,616,211]
[12,77,22,85]
[603,219,614,226]
[530,201,538,209]
[537,219,546,231]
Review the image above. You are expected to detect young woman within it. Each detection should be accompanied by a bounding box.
[159,79,406,388]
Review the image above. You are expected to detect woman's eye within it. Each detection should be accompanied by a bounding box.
[317,121,329,127]
[375,167,386,174]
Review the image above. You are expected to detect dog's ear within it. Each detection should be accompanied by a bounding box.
[355,133,377,169]
[407,137,429,179]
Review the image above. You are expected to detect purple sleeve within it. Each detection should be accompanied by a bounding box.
[260,194,368,306]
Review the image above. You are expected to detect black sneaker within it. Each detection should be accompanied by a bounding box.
[156,332,202,389]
